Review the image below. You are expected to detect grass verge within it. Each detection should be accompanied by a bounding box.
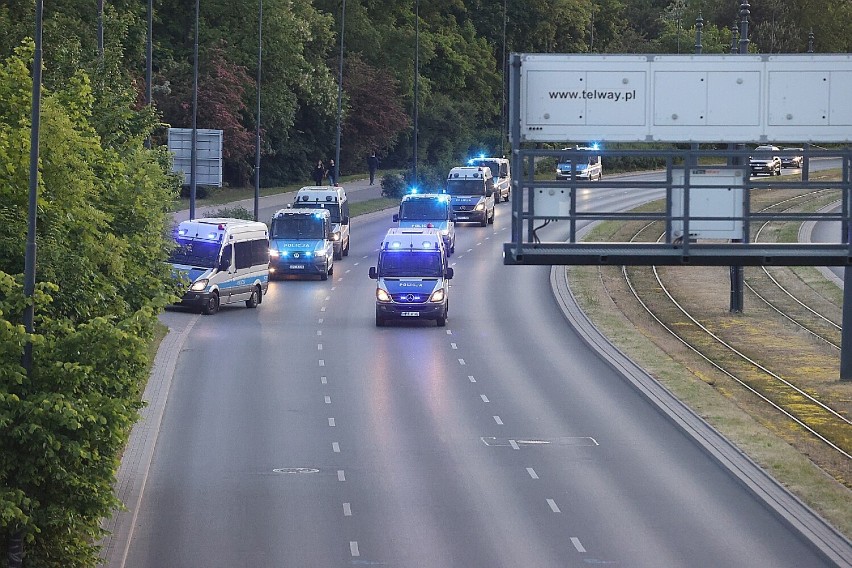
[567,191,852,539]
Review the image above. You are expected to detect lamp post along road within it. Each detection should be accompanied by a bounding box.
[412,0,419,182]
[13,2,44,566]
[254,0,263,221]
[334,0,346,186]
[190,0,199,220]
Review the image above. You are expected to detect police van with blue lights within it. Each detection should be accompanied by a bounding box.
[368,228,454,327]
[292,186,350,259]
[268,208,335,280]
[556,145,602,181]
[393,192,455,255]
[168,217,270,315]
[446,166,496,226]
[468,156,511,202]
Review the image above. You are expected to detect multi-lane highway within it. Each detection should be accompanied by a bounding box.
[116,164,848,567]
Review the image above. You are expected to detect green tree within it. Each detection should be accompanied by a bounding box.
[0,42,177,566]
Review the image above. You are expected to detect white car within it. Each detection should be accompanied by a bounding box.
[748,145,781,176]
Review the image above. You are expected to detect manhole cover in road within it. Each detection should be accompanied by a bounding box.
[272,467,320,474]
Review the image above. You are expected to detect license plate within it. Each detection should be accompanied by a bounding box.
[400,311,420,317]
[457,216,469,220]
[289,264,305,269]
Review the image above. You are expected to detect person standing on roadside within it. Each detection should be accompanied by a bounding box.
[327,159,337,185]
[367,151,380,185]
[312,160,325,186]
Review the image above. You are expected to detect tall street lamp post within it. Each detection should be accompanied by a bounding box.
[334,0,346,185]
[412,0,419,182]
[190,0,199,220]
[254,0,263,220]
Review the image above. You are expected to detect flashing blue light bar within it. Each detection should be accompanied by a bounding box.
[408,187,419,194]
[590,142,600,150]
[467,159,475,165]
[479,153,485,159]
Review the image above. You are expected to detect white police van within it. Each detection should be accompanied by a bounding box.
[368,228,454,327]
[556,146,602,181]
[169,218,269,315]
[268,208,334,280]
[292,186,350,259]
[393,192,455,255]
[446,166,496,226]
[468,156,511,202]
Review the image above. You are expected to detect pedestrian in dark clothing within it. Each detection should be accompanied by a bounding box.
[327,159,337,185]
[367,152,380,185]
[312,160,325,186]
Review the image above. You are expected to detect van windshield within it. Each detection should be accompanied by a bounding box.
[446,179,485,196]
[271,216,325,240]
[400,200,450,220]
[475,160,500,177]
[379,251,443,278]
[168,239,221,268]
[294,201,341,223]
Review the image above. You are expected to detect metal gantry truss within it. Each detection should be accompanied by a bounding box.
[504,146,852,267]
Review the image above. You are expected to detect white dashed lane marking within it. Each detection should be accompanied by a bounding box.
[547,499,561,513]
[526,467,539,480]
[343,503,352,517]
[328,418,335,427]
[480,394,490,403]
[571,537,586,553]
[493,416,503,425]
[350,542,360,557]
[324,396,331,404]
[332,442,340,453]
[458,359,466,366]
[321,376,327,385]
[468,375,476,383]
[317,330,322,336]
[509,440,520,450]
[337,470,346,482]
[318,343,323,350]
[450,343,458,349]
[319,360,325,367]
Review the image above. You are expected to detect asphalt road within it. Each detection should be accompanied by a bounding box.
[117,166,846,567]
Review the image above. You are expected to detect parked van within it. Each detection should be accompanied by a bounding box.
[393,193,455,255]
[468,156,511,202]
[446,166,496,226]
[556,146,602,181]
[293,186,350,259]
[368,228,453,327]
[169,218,269,315]
[268,208,335,280]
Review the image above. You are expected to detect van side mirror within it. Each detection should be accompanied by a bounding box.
[445,267,454,280]
[342,215,350,225]
[393,213,399,222]
[369,266,378,279]
[218,258,231,272]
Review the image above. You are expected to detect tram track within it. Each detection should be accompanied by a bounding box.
[595,189,851,478]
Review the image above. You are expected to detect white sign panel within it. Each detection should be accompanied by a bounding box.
[167,128,224,187]
[671,168,745,240]
[516,54,852,143]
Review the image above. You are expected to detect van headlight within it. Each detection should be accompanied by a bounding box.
[474,202,485,211]
[332,231,341,242]
[376,288,392,303]
[315,248,327,257]
[190,279,209,292]
[429,288,445,303]
[269,248,279,258]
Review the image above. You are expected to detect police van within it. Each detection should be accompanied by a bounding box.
[268,208,335,280]
[446,166,496,226]
[292,186,350,259]
[556,146,602,181]
[393,193,455,255]
[468,156,511,202]
[169,218,270,315]
[368,228,454,327]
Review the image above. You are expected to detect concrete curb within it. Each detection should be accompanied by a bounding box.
[550,265,852,567]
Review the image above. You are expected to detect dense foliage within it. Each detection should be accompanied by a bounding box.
[3,0,847,190]
[0,40,179,566]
